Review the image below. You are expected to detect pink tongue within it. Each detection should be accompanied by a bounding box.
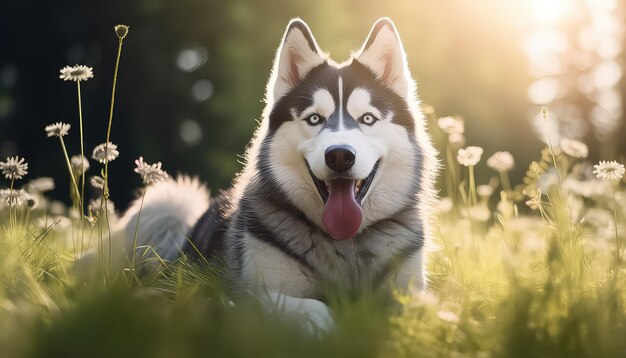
[321,179,363,240]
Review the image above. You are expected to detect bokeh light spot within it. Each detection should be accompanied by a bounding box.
[191,79,214,102]
[176,47,209,72]
[179,119,203,146]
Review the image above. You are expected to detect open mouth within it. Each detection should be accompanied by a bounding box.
[305,159,380,240]
[305,159,380,205]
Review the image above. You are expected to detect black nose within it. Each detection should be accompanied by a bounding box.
[325,145,356,173]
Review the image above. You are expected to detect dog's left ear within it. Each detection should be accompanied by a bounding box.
[267,19,325,102]
[356,18,411,98]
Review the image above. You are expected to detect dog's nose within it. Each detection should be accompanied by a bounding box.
[325,145,356,173]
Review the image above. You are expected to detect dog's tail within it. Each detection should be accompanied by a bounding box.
[117,175,210,265]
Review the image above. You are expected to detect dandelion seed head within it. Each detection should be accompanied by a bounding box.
[70,155,90,175]
[92,142,119,164]
[90,176,105,190]
[560,138,589,159]
[26,177,55,193]
[59,65,93,82]
[45,122,71,138]
[114,24,129,40]
[134,156,169,185]
[0,188,27,207]
[593,160,625,181]
[0,156,28,180]
[457,146,483,167]
[438,116,464,135]
[487,151,515,172]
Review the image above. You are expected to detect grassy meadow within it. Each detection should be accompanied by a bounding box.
[1,25,626,358]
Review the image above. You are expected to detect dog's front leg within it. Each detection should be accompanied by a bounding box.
[260,291,333,334]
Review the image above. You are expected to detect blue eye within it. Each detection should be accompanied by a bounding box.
[306,113,323,126]
[361,113,378,125]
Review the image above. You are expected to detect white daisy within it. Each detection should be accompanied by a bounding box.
[0,156,28,180]
[560,138,588,159]
[59,65,94,82]
[70,155,90,175]
[45,122,71,138]
[0,188,27,207]
[90,176,105,190]
[134,156,169,185]
[92,142,119,164]
[438,116,464,135]
[593,161,625,181]
[457,146,483,167]
[487,151,515,172]
[26,177,55,193]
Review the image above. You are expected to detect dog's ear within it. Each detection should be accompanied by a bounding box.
[267,18,324,101]
[356,18,411,97]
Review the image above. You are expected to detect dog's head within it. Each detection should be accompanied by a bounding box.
[257,18,433,240]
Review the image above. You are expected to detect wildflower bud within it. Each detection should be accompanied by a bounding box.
[114,24,129,40]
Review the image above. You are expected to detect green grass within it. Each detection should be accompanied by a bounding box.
[1,157,625,357]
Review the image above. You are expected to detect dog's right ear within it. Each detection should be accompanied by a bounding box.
[267,19,324,102]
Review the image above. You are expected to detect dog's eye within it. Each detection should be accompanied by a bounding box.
[361,113,378,125]
[305,113,323,126]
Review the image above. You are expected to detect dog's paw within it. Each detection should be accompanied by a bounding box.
[263,292,334,334]
[297,297,334,334]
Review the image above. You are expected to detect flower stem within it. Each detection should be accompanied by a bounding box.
[77,80,86,253]
[131,186,148,269]
[469,165,477,207]
[8,177,15,237]
[499,170,512,194]
[58,137,81,207]
[541,108,572,234]
[103,37,124,199]
[59,136,81,259]
[99,34,125,282]
[611,183,621,265]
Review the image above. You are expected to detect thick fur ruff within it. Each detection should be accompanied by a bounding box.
[118,18,438,309]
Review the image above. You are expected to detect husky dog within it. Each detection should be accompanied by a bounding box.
[116,17,437,328]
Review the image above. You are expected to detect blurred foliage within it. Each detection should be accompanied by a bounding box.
[0,0,547,208]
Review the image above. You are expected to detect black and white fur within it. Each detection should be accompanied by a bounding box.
[115,18,437,329]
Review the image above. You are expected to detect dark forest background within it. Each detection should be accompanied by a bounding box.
[1,0,623,208]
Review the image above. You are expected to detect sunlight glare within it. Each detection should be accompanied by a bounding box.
[531,0,570,25]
